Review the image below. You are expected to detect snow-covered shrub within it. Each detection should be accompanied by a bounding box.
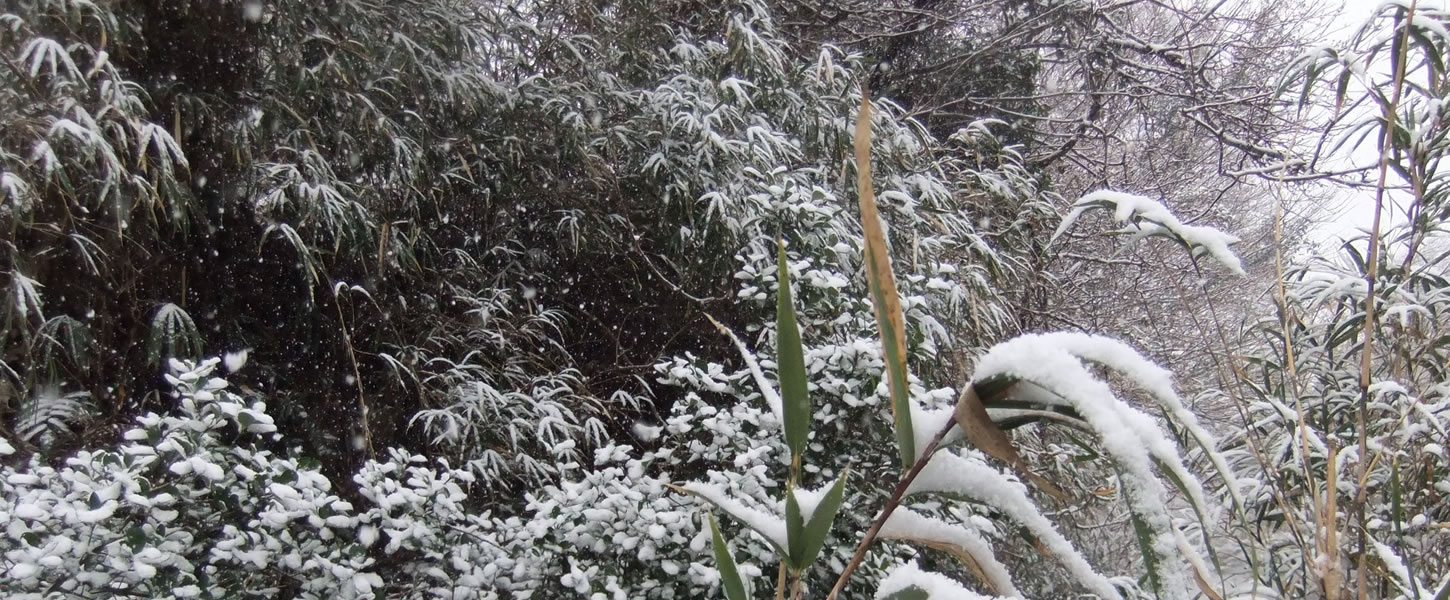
[0,0,1039,490]
[0,357,527,599]
[0,354,766,599]
[0,1,1059,596]
[0,0,646,480]
[1231,239,1450,598]
[0,357,377,598]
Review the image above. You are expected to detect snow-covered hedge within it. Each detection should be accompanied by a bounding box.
[0,357,725,599]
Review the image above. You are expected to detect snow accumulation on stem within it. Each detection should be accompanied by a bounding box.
[709,315,784,423]
[880,508,1021,598]
[907,451,1123,600]
[910,404,963,462]
[1052,190,1245,275]
[1044,332,1243,511]
[1372,540,1425,596]
[790,479,833,522]
[681,481,787,552]
[875,562,1005,600]
[971,334,1192,600]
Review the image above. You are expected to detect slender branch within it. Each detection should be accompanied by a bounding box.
[1356,3,1417,599]
[327,277,375,458]
[824,418,956,600]
[774,563,787,600]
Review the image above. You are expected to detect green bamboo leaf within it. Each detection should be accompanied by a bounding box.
[707,512,751,600]
[1130,511,1165,599]
[1389,458,1419,594]
[1153,456,1224,591]
[1334,68,1352,112]
[146,303,202,367]
[879,588,929,600]
[784,481,806,571]
[797,470,849,569]
[1153,457,1212,542]
[1298,62,1318,108]
[776,238,811,460]
[1391,458,1404,529]
[1411,28,1445,81]
[855,90,915,468]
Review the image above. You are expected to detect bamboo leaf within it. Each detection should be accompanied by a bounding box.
[1131,511,1165,599]
[1334,68,1352,112]
[1153,455,1220,569]
[923,542,996,593]
[798,470,849,570]
[784,481,805,570]
[1176,531,1226,600]
[879,588,929,600]
[877,564,987,600]
[707,512,751,600]
[705,313,784,423]
[879,509,1018,596]
[775,238,811,460]
[855,89,915,468]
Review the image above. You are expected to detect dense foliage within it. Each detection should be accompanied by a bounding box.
[3,0,1449,598]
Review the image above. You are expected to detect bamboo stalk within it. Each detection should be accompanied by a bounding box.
[1357,4,1419,598]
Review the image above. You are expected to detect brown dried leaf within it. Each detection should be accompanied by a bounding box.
[855,88,915,466]
[954,383,1069,502]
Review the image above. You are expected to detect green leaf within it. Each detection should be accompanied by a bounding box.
[1334,68,1352,112]
[797,470,849,569]
[146,303,202,367]
[1153,456,1224,583]
[1153,457,1210,541]
[1389,458,1419,593]
[1130,510,1164,599]
[707,512,751,600]
[1298,61,1318,108]
[879,588,930,600]
[775,238,811,461]
[784,481,806,571]
[124,526,146,551]
[1391,458,1404,529]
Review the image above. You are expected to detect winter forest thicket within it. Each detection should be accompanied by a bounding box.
[3,0,1450,598]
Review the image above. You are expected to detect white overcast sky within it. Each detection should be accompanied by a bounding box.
[1313,0,1448,245]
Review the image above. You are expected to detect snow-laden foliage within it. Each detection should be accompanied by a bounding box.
[0,0,1049,489]
[0,357,727,599]
[1,358,380,598]
[11,0,1435,599]
[1053,191,1246,276]
[12,385,89,449]
[662,115,1248,598]
[1223,4,1450,598]
[0,0,653,482]
[1229,235,1450,598]
[0,0,1064,596]
[675,286,1247,599]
